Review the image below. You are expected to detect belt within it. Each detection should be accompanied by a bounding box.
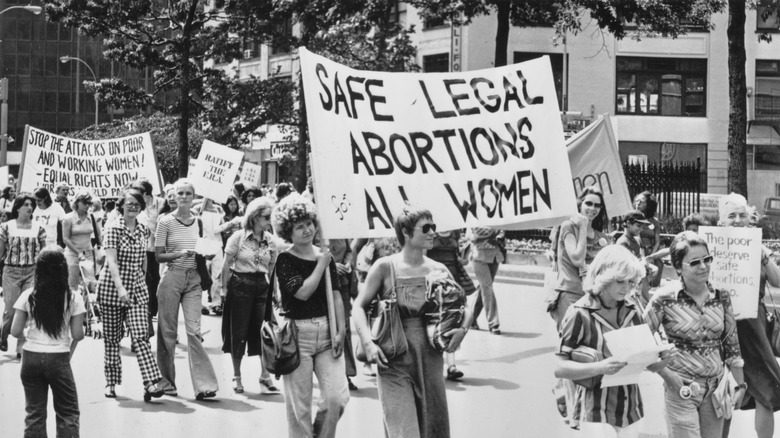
[231,270,267,278]
[5,264,35,268]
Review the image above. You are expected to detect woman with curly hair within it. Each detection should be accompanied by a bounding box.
[271,195,348,438]
[11,249,85,437]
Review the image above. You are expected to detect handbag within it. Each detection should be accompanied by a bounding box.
[570,345,604,389]
[424,270,466,352]
[355,240,376,273]
[261,266,300,378]
[765,292,780,356]
[355,259,408,362]
[194,218,213,291]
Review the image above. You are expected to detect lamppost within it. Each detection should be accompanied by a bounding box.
[0,4,43,167]
[60,55,99,129]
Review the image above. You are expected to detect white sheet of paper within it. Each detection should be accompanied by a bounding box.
[601,324,672,388]
[194,238,221,256]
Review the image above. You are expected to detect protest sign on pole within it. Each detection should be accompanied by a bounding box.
[190,140,243,204]
[18,125,162,198]
[0,166,8,189]
[299,48,577,239]
[239,162,262,187]
[566,115,633,218]
[699,226,762,319]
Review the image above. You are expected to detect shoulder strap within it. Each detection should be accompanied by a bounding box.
[197,218,203,237]
[264,264,277,322]
[388,256,397,299]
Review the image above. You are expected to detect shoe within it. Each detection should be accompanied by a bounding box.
[211,305,223,316]
[446,366,464,381]
[470,322,480,331]
[163,387,178,397]
[233,377,244,394]
[490,328,501,335]
[143,381,165,402]
[16,352,21,360]
[195,390,217,401]
[105,385,117,398]
[259,377,280,394]
[201,307,210,315]
[347,377,358,391]
[0,340,7,352]
[555,395,567,418]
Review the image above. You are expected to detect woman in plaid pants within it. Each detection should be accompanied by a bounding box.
[97,187,165,401]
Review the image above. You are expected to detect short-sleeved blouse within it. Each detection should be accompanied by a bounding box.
[644,283,743,380]
[224,229,275,274]
[0,220,46,266]
[97,217,149,307]
[557,294,644,427]
[556,220,610,294]
[275,251,339,319]
[15,288,85,353]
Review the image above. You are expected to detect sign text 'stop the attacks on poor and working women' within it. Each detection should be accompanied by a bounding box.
[299,47,577,239]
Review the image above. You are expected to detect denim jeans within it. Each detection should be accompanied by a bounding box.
[664,375,722,438]
[471,260,500,330]
[282,316,349,438]
[1,265,35,350]
[20,351,80,438]
[156,267,218,394]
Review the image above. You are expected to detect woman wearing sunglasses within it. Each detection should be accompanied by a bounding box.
[645,231,746,437]
[717,193,780,438]
[353,206,470,438]
[220,197,280,394]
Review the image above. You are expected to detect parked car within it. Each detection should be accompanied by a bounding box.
[759,197,780,239]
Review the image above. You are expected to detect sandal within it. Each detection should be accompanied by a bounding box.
[446,366,464,381]
[143,381,165,402]
[104,384,116,398]
[232,377,244,394]
[195,390,217,401]
[259,377,280,394]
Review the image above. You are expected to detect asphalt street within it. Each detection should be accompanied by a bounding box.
[0,277,772,437]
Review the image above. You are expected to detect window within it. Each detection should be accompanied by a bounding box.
[616,57,707,117]
[271,20,292,55]
[515,52,566,109]
[423,17,447,30]
[756,60,780,121]
[422,53,449,72]
[757,6,780,32]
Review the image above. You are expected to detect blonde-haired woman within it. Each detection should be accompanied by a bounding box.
[717,193,780,438]
[62,190,100,291]
[555,244,667,437]
[221,196,279,394]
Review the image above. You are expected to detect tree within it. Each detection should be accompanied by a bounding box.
[45,0,276,177]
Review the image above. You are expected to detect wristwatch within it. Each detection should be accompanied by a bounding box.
[734,382,748,392]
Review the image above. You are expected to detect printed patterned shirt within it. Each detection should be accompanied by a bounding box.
[557,294,644,427]
[224,229,275,274]
[0,220,46,266]
[644,283,743,380]
[97,217,149,307]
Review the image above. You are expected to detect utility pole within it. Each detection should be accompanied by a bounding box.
[0,78,8,167]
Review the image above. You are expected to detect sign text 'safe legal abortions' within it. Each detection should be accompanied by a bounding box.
[19,125,162,197]
[299,48,577,238]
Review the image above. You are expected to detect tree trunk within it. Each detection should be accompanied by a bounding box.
[295,71,309,193]
[494,0,510,67]
[727,0,747,195]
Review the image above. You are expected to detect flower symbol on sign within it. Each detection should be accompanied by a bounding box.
[331,194,351,221]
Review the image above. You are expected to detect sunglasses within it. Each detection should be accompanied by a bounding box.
[417,223,437,234]
[583,200,602,209]
[685,255,713,267]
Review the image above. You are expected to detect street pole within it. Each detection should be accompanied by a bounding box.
[60,56,98,130]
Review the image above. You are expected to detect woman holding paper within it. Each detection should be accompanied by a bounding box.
[555,244,665,436]
[645,231,746,438]
[717,193,780,438]
[271,194,348,438]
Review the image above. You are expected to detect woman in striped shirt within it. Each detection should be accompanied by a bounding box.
[555,244,668,437]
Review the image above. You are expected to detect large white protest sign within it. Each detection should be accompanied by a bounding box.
[239,162,262,186]
[300,48,577,238]
[190,140,243,204]
[699,226,762,319]
[19,125,161,198]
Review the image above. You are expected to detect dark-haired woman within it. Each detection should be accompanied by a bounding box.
[220,195,242,247]
[634,191,663,287]
[0,184,16,219]
[11,249,85,437]
[0,194,46,356]
[97,188,165,400]
[548,186,611,427]
[32,187,66,249]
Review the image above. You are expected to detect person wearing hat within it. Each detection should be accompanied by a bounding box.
[616,210,658,309]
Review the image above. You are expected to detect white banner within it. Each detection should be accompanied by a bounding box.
[190,140,243,204]
[239,162,262,187]
[19,125,162,198]
[699,226,762,320]
[300,48,577,238]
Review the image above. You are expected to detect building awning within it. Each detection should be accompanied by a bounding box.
[747,123,780,146]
